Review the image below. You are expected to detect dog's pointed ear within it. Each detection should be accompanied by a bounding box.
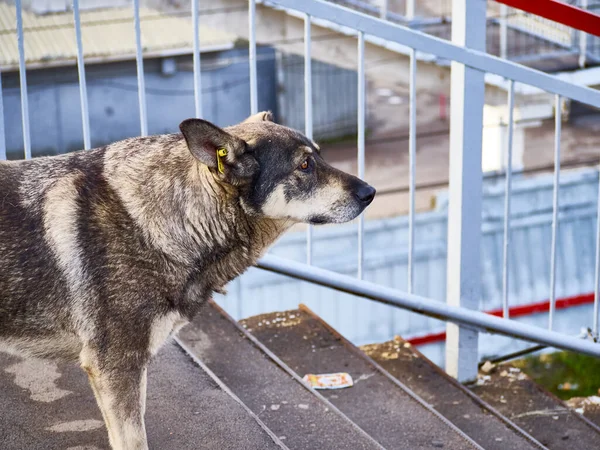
[179,118,258,183]
[179,118,244,168]
[242,111,274,123]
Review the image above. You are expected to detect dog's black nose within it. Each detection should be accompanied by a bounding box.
[356,184,376,205]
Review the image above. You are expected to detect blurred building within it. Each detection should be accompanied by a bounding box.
[0,1,358,158]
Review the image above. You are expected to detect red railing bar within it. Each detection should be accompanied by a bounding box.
[407,292,595,346]
[494,0,600,39]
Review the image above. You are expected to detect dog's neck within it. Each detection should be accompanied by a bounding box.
[184,165,293,287]
[106,137,292,288]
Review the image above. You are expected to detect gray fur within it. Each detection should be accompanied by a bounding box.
[0,112,375,449]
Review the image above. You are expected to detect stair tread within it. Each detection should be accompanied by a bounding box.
[0,341,282,450]
[471,363,600,449]
[361,338,541,450]
[241,308,479,450]
[178,301,381,450]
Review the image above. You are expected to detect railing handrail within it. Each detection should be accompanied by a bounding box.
[257,255,600,358]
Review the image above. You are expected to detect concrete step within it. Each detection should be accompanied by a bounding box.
[0,341,285,450]
[241,305,483,450]
[566,396,600,427]
[470,363,600,449]
[360,337,545,450]
[178,300,383,450]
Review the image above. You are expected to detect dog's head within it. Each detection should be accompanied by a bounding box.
[179,112,375,224]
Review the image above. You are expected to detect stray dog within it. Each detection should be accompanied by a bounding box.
[0,111,375,449]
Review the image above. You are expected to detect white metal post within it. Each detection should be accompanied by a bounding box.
[249,0,258,115]
[579,0,588,68]
[408,48,417,294]
[595,166,600,338]
[501,81,515,319]
[0,72,5,160]
[16,0,31,159]
[357,31,366,280]
[192,0,203,118]
[549,95,562,330]
[73,0,91,150]
[446,0,486,383]
[405,0,414,20]
[500,4,508,60]
[133,0,148,136]
[381,0,388,20]
[304,14,314,265]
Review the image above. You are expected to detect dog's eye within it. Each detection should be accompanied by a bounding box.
[299,159,310,171]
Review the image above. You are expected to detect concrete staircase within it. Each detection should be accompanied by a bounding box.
[2,301,600,449]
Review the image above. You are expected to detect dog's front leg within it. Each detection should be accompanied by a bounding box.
[81,349,149,450]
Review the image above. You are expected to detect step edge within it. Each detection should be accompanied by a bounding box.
[183,300,386,450]
[297,303,487,450]
[373,335,549,450]
[174,336,290,450]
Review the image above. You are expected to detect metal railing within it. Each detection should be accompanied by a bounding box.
[333,0,600,67]
[2,0,600,381]
[251,0,600,381]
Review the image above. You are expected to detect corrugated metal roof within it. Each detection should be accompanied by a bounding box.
[0,3,236,69]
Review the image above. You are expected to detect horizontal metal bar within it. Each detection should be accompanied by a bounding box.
[256,254,600,358]
[264,0,600,109]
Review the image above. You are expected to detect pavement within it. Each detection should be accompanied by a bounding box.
[0,342,282,450]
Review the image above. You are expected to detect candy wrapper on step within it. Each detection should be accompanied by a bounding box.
[302,372,354,390]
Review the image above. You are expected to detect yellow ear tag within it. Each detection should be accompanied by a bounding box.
[216,148,228,174]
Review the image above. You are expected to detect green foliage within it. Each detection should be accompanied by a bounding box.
[514,351,600,400]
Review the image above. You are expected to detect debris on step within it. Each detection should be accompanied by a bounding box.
[480,360,496,373]
[302,372,354,390]
[471,363,600,449]
[566,395,600,427]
